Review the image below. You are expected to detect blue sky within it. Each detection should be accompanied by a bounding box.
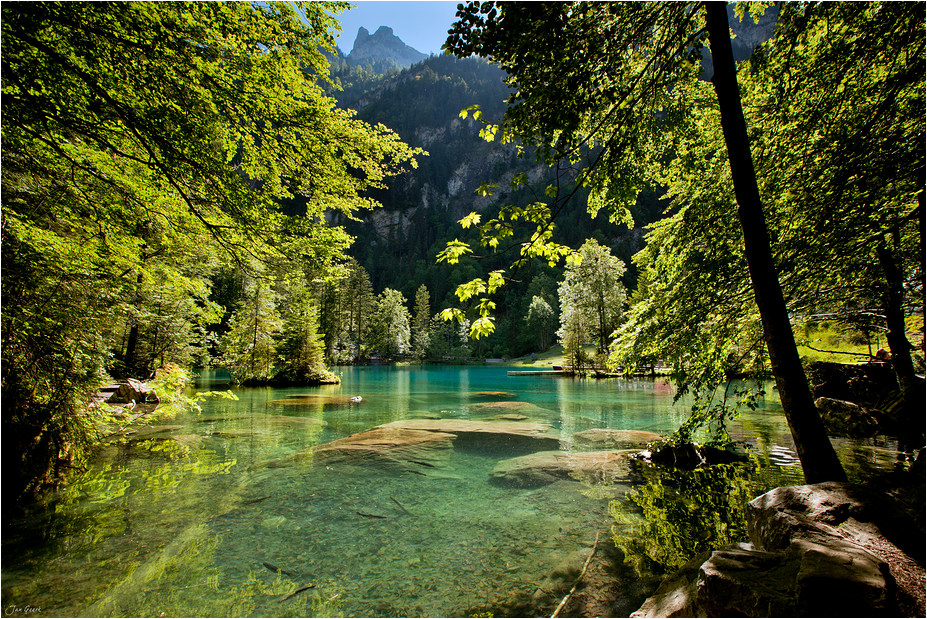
[334,1,461,56]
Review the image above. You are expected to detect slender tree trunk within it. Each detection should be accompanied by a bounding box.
[705,2,846,483]
[123,271,144,375]
[876,228,924,429]
[918,190,925,353]
[251,284,260,378]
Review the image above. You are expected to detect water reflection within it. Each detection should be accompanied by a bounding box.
[611,458,805,574]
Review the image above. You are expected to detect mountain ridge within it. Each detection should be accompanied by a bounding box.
[348,25,428,70]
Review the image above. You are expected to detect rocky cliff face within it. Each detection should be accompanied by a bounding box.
[348,26,427,69]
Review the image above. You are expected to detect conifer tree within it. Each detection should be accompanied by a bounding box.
[411,284,432,360]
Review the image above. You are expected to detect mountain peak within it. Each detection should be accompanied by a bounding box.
[349,25,427,70]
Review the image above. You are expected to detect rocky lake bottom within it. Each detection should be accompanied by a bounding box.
[1,366,911,617]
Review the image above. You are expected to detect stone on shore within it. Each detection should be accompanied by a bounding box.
[106,378,159,404]
[632,481,925,617]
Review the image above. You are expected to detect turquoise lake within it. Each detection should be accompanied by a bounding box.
[1,365,908,617]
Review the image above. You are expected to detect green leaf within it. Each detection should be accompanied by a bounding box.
[455,278,487,301]
[459,212,482,228]
[510,172,530,190]
[475,182,497,197]
[436,239,473,264]
[439,307,466,323]
[470,316,496,339]
[459,104,482,119]
[486,270,506,293]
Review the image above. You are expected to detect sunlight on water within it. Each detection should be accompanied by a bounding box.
[1,366,908,617]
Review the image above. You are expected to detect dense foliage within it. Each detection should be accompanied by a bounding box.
[1,1,420,502]
[3,0,922,502]
[442,0,924,481]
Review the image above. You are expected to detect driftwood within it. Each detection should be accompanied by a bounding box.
[390,496,413,515]
[277,584,316,602]
[551,531,600,618]
[263,561,295,577]
[242,495,271,505]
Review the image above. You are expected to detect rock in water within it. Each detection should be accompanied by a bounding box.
[814,396,880,438]
[257,427,455,470]
[376,418,560,453]
[572,429,663,450]
[310,427,456,468]
[465,401,551,417]
[490,450,633,488]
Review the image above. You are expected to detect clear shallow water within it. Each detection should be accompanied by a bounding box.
[1,366,909,617]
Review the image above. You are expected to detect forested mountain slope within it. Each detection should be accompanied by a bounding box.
[323,6,776,312]
[326,51,663,324]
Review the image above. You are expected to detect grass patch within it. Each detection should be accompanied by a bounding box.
[506,345,567,367]
[795,324,873,364]
[505,344,599,368]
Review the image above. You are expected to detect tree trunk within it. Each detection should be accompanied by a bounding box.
[876,228,924,432]
[251,283,260,379]
[705,2,846,483]
[123,271,144,376]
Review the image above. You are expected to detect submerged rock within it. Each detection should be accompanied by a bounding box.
[468,391,518,399]
[464,401,550,417]
[632,481,926,617]
[212,428,268,439]
[259,426,455,470]
[271,394,359,407]
[572,429,663,450]
[478,413,530,421]
[258,418,560,470]
[490,450,633,488]
[632,552,708,618]
[311,427,456,468]
[128,424,184,437]
[635,443,746,469]
[261,415,325,427]
[377,418,560,453]
[814,396,880,438]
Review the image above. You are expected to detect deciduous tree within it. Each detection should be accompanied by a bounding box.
[370,289,411,357]
[1,1,421,501]
[557,239,627,356]
[443,1,848,481]
[525,296,556,352]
